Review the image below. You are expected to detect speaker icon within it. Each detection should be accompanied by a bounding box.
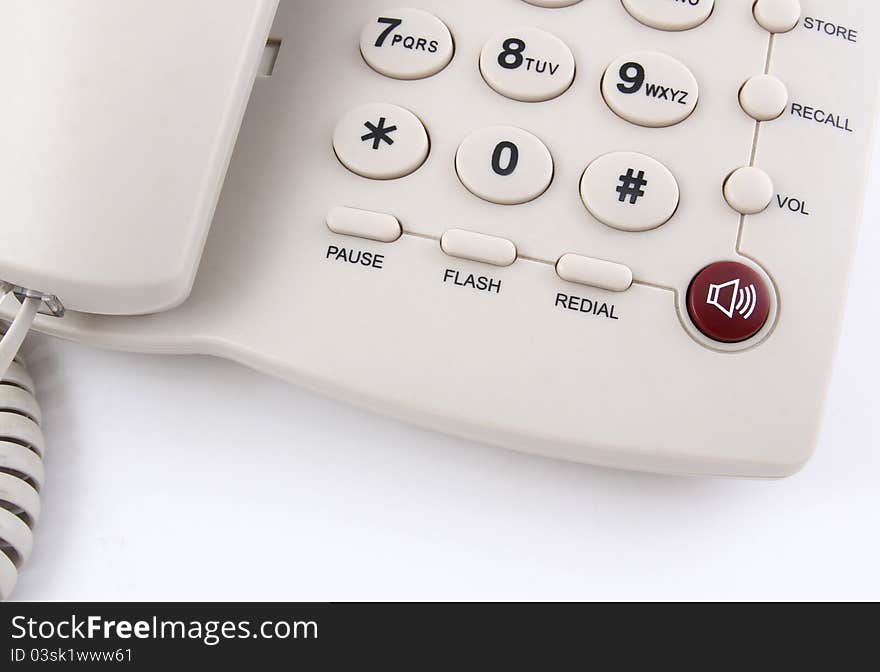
[706,278,758,320]
[689,262,771,343]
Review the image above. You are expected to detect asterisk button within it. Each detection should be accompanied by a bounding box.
[361,117,398,150]
[334,103,429,179]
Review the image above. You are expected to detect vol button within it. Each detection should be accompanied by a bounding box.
[688,262,772,343]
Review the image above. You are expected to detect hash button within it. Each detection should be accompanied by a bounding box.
[580,152,680,232]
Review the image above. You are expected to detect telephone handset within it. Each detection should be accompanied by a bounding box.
[0,0,278,600]
[1,0,879,598]
[0,0,278,315]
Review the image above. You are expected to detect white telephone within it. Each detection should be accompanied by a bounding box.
[0,0,878,598]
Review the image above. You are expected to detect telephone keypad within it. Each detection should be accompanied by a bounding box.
[621,0,715,32]
[330,2,801,345]
[580,152,680,233]
[479,28,576,103]
[359,8,454,80]
[601,51,700,128]
[333,103,429,180]
[455,126,554,205]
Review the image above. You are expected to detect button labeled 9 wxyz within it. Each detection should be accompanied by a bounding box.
[602,51,700,127]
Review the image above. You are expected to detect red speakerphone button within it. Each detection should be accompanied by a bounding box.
[687,261,772,343]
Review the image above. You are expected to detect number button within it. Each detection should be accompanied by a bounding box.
[601,52,699,128]
[333,103,429,180]
[456,126,554,205]
[622,0,714,32]
[360,8,454,80]
[480,28,575,102]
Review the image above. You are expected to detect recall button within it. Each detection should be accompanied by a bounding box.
[688,262,772,343]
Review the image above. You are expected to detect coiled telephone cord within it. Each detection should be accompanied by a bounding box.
[0,287,45,600]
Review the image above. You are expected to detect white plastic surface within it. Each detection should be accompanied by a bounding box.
[0,0,278,315]
[10,292,880,601]
[8,0,880,479]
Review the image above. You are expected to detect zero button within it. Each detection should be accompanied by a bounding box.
[456,126,554,205]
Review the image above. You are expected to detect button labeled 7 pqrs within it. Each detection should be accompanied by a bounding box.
[360,9,454,80]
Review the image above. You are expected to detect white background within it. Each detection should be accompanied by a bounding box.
[13,140,880,603]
